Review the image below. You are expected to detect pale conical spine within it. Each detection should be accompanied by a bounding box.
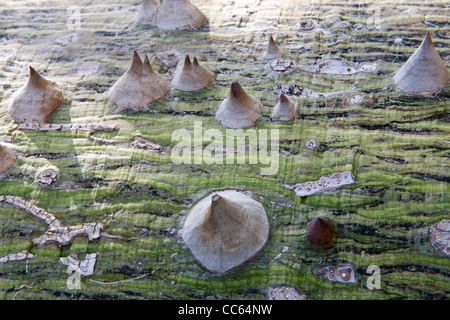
[271,93,298,121]
[137,0,159,26]
[108,51,169,111]
[394,31,449,97]
[215,81,262,128]
[180,190,270,274]
[306,217,335,247]
[142,54,152,75]
[137,0,207,31]
[171,55,214,91]
[8,66,63,124]
[262,36,284,60]
[0,142,17,174]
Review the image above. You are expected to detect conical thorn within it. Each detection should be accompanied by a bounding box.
[193,57,200,66]
[143,54,154,73]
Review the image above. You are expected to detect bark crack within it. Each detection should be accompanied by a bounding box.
[0,195,137,274]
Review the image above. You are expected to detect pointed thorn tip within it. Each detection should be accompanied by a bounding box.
[193,57,199,66]
[231,81,243,98]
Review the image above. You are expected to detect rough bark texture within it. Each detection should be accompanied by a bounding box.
[180,190,270,274]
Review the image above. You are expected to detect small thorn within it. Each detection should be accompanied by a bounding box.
[193,57,200,66]
[29,65,37,75]
[230,81,243,98]
[306,217,335,247]
[184,55,192,66]
[422,30,433,46]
